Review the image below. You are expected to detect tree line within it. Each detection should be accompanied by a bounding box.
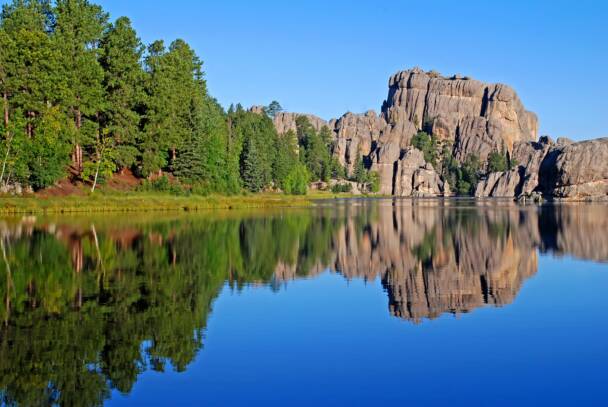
[0,0,350,195]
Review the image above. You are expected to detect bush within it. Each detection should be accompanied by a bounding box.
[412,131,438,165]
[487,151,508,173]
[331,183,352,193]
[368,171,380,193]
[139,175,187,195]
[283,164,309,195]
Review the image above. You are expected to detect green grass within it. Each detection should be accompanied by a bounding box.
[0,192,317,214]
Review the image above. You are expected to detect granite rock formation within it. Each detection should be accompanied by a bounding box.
[391,148,449,197]
[382,68,538,158]
[267,67,606,200]
[332,111,385,174]
[476,136,608,200]
[272,112,329,135]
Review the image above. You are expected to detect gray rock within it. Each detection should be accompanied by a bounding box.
[475,168,523,198]
[544,137,608,200]
[382,68,538,157]
[393,148,447,197]
[273,112,329,135]
[332,110,385,175]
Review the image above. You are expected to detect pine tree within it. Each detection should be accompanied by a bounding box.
[0,0,68,187]
[142,39,204,177]
[241,136,264,192]
[53,0,109,174]
[273,130,298,189]
[99,16,144,170]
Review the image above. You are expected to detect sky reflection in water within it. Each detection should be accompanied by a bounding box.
[0,200,606,406]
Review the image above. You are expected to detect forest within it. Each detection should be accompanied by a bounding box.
[0,0,349,196]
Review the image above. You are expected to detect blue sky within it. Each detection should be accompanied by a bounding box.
[6,0,608,140]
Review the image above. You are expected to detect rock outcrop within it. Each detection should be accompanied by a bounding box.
[391,148,448,197]
[476,136,608,201]
[332,111,385,174]
[272,112,329,135]
[266,67,606,200]
[382,68,538,159]
[543,137,608,200]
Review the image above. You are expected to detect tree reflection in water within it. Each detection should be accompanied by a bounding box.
[0,201,606,406]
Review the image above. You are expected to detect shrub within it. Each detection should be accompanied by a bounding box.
[283,164,309,195]
[412,131,438,165]
[487,151,508,173]
[331,183,353,193]
[139,176,187,195]
[368,171,380,193]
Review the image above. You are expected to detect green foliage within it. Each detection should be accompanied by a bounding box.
[441,149,481,196]
[412,131,438,165]
[28,106,73,189]
[99,16,144,169]
[350,154,379,193]
[368,171,380,193]
[330,157,346,179]
[296,117,331,182]
[139,175,186,195]
[273,130,298,190]
[229,109,277,192]
[352,154,366,183]
[331,183,352,193]
[0,0,324,195]
[487,150,508,173]
[263,100,282,118]
[283,163,309,195]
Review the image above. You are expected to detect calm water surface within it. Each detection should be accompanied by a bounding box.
[0,199,607,406]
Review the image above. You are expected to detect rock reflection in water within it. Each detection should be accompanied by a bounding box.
[0,201,606,406]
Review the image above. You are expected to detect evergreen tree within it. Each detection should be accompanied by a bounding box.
[0,0,68,188]
[263,100,282,118]
[230,109,276,192]
[240,136,265,192]
[296,116,331,181]
[352,153,366,183]
[273,130,298,189]
[99,16,144,170]
[53,0,109,174]
[142,39,204,177]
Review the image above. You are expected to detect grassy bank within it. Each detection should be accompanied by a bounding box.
[0,192,323,214]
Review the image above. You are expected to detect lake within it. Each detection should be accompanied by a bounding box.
[0,199,607,406]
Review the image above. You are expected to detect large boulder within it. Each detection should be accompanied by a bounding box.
[541,137,608,200]
[393,148,448,197]
[474,169,522,198]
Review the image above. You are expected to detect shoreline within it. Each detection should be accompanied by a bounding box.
[0,193,321,215]
[1,192,604,215]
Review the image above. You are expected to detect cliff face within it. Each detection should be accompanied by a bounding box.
[269,67,606,200]
[382,68,538,156]
[476,136,608,200]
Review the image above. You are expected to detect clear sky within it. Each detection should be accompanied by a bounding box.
[6,0,608,140]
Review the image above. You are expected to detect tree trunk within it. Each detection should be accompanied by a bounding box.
[2,92,7,128]
[91,155,101,193]
[0,93,9,184]
[0,138,12,185]
[26,111,33,138]
[72,109,83,172]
